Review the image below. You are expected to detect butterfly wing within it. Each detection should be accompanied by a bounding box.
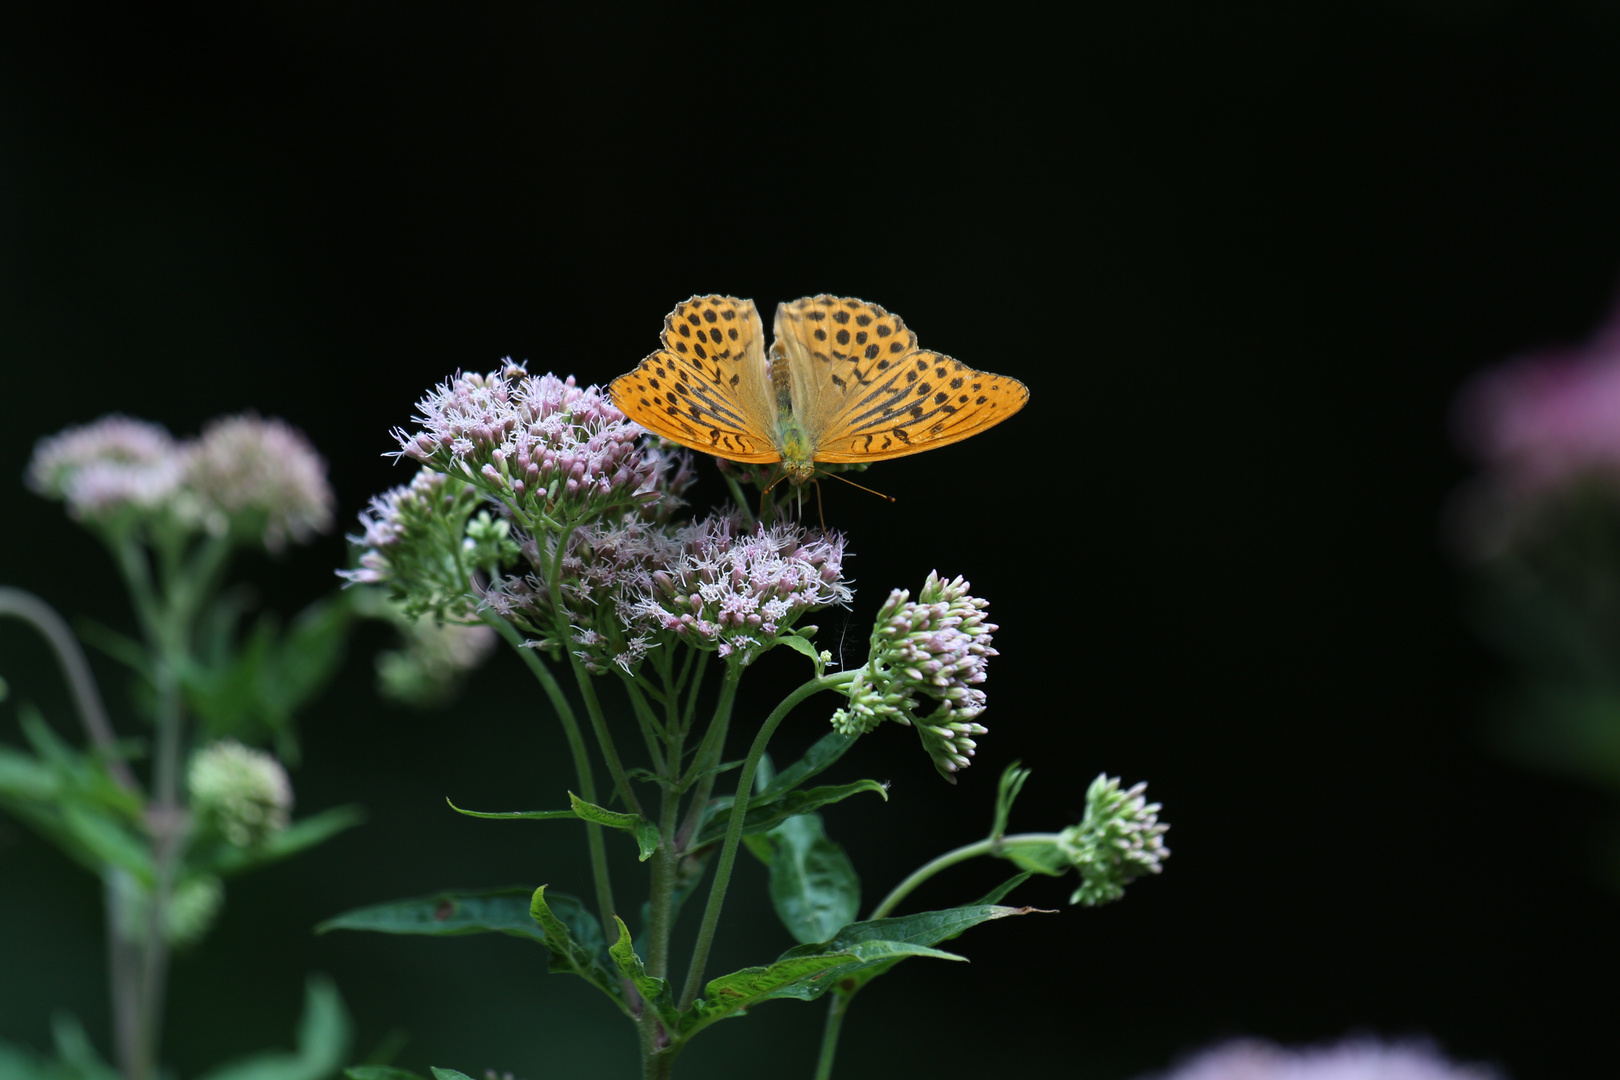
[610,295,782,464]
[773,295,1029,463]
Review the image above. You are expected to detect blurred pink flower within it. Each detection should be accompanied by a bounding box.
[1456,310,1620,495]
[1146,1037,1499,1080]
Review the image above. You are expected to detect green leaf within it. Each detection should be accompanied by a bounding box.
[757,731,859,799]
[765,882,1048,1002]
[444,799,577,821]
[318,886,551,943]
[696,779,887,848]
[568,792,659,861]
[429,1070,476,1080]
[443,796,659,862]
[194,975,351,1080]
[529,887,626,1014]
[48,1013,119,1080]
[758,814,859,945]
[607,917,679,1029]
[0,745,59,802]
[207,805,365,878]
[679,951,860,1037]
[344,1069,426,1080]
[994,837,1071,877]
[775,634,821,666]
[60,803,152,885]
[990,760,1032,841]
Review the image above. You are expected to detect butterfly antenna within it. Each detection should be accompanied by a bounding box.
[818,469,897,504]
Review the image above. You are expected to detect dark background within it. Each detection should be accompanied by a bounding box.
[3,3,1618,1078]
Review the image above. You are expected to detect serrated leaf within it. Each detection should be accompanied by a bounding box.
[607,917,678,1029]
[680,951,859,1037]
[765,881,1048,1001]
[318,886,549,943]
[696,779,887,848]
[760,814,859,945]
[529,887,626,1014]
[568,793,659,861]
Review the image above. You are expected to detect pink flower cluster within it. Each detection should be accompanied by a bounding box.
[393,364,676,519]
[620,517,851,664]
[1456,311,1620,495]
[27,413,333,551]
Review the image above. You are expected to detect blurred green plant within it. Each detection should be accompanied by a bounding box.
[1,414,362,1080]
[1454,312,1620,874]
[321,363,1170,1079]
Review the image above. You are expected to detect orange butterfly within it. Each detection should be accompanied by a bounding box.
[609,295,1029,485]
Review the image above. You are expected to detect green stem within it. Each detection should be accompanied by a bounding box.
[673,667,738,848]
[866,833,1063,920]
[0,588,138,792]
[812,992,853,1080]
[482,612,619,940]
[572,663,642,816]
[677,672,839,1010]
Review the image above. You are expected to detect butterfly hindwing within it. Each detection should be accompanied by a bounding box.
[774,295,1029,463]
[610,296,781,463]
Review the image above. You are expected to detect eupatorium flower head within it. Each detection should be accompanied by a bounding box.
[179,413,334,552]
[392,364,684,523]
[619,516,850,666]
[342,468,511,621]
[833,571,998,781]
[26,415,185,523]
[1060,774,1170,906]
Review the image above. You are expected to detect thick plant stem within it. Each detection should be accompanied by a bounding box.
[677,673,838,1010]
[483,613,619,940]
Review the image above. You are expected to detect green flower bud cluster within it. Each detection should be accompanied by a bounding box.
[1060,774,1170,906]
[188,739,293,848]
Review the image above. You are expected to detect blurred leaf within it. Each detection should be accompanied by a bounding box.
[318,886,548,943]
[344,1069,425,1080]
[607,916,679,1030]
[756,812,859,945]
[60,803,152,885]
[429,1070,476,1080]
[0,744,59,801]
[195,975,351,1080]
[696,779,887,848]
[181,596,355,752]
[529,886,626,1014]
[205,805,365,878]
[49,1014,119,1080]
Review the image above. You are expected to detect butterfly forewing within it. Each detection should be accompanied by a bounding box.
[609,296,782,463]
[774,295,1029,463]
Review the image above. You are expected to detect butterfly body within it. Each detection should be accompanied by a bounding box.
[609,295,1028,484]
